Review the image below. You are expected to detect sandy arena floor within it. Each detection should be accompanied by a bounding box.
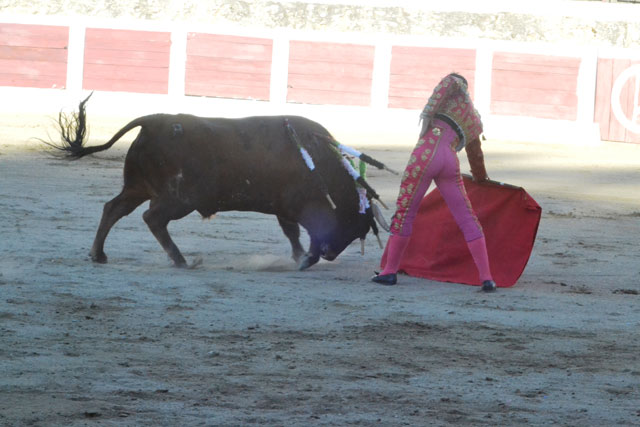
[1,113,639,426]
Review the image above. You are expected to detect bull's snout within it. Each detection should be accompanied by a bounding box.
[320,243,337,261]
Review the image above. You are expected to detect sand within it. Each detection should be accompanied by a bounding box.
[1,113,639,426]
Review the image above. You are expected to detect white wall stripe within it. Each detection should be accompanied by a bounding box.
[576,48,599,126]
[270,34,290,105]
[65,24,85,97]
[168,28,188,101]
[371,42,392,110]
[474,42,493,119]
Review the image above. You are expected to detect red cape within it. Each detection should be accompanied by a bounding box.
[381,175,541,287]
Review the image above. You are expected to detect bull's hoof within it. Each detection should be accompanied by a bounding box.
[170,254,189,268]
[298,254,319,271]
[291,249,305,264]
[187,257,203,269]
[173,260,188,268]
[90,252,108,264]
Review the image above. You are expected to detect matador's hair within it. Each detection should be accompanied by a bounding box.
[448,72,468,86]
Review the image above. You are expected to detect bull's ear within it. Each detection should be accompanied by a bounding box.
[371,201,390,233]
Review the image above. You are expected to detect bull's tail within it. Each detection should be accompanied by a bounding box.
[47,93,146,159]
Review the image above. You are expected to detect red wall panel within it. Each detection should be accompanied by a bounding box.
[594,58,640,143]
[185,33,272,101]
[389,46,476,110]
[491,52,580,120]
[287,41,374,106]
[0,23,68,89]
[83,28,170,94]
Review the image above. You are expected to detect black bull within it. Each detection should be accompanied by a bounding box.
[52,97,387,270]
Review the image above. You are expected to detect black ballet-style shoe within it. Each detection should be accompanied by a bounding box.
[372,273,397,286]
[481,280,497,292]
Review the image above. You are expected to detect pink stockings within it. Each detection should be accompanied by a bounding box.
[379,235,410,276]
[466,236,493,282]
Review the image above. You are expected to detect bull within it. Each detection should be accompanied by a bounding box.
[50,95,390,270]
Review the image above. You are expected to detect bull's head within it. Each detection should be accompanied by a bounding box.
[297,190,389,270]
[291,124,394,270]
[324,198,389,261]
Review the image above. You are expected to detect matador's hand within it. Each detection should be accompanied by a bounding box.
[472,174,490,183]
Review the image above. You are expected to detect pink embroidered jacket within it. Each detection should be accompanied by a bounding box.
[419,74,488,181]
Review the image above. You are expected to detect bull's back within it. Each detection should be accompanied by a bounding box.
[129,114,341,216]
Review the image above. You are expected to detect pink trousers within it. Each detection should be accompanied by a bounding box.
[391,119,483,242]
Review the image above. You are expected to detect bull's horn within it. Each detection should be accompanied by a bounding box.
[375,233,384,249]
[371,202,391,232]
[375,198,389,210]
[360,238,365,255]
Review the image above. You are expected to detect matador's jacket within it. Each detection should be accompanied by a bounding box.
[390,73,489,235]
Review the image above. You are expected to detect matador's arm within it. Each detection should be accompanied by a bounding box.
[465,136,489,182]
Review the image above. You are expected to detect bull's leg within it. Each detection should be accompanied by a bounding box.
[90,190,148,263]
[276,216,305,263]
[142,198,194,267]
[298,236,321,271]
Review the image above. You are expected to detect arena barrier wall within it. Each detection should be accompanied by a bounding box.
[1,15,639,146]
